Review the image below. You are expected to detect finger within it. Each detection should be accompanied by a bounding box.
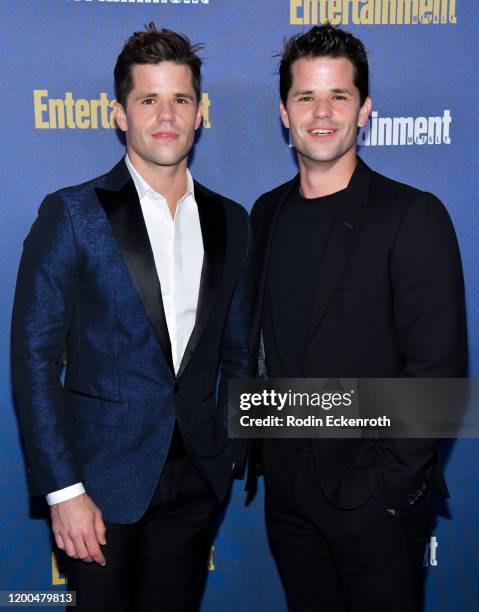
[63,536,79,559]
[94,512,107,546]
[85,531,106,566]
[71,533,93,563]
[54,533,65,551]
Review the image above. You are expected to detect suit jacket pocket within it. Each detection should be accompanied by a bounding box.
[66,389,129,428]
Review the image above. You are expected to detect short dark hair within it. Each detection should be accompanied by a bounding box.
[279,24,369,106]
[114,23,203,107]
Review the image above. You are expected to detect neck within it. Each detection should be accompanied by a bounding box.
[128,151,188,218]
[298,151,357,199]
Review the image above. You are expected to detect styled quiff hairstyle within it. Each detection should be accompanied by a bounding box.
[114,23,203,107]
[279,24,369,105]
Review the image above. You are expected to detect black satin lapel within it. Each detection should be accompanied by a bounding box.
[96,179,174,374]
[176,184,226,378]
[305,160,372,347]
[251,178,299,345]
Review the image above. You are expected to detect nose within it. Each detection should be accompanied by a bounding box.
[313,98,332,119]
[156,100,175,123]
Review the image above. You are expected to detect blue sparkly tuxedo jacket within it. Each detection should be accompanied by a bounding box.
[11,159,251,523]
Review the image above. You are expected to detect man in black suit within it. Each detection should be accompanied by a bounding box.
[12,25,250,611]
[250,25,466,611]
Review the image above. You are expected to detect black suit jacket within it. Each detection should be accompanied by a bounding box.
[250,158,467,510]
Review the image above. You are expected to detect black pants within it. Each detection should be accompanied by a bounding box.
[66,455,220,612]
[263,442,434,612]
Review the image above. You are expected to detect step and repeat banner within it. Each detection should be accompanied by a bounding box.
[1,1,478,610]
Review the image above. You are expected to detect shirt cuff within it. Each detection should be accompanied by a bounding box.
[46,483,86,505]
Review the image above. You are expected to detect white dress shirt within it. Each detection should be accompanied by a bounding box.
[46,156,204,505]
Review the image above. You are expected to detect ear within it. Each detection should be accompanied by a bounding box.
[195,99,204,131]
[279,100,290,130]
[358,96,372,128]
[113,102,128,132]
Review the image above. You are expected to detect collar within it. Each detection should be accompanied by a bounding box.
[125,154,195,203]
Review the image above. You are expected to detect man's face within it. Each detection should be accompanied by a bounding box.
[114,61,203,173]
[280,56,371,169]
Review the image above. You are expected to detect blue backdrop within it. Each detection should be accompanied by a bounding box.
[1,1,478,610]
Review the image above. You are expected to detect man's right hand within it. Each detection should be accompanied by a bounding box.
[50,493,107,566]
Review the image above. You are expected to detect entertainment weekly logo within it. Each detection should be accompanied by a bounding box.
[290,0,457,25]
[287,110,452,148]
[33,90,212,129]
[358,110,452,146]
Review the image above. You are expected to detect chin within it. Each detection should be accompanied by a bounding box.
[300,151,339,164]
[149,155,185,167]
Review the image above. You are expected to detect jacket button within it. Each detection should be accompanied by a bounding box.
[173,383,179,395]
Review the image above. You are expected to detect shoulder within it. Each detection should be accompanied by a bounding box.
[39,165,120,221]
[368,171,457,254]
[49,167,115,204]
[251,176,298,223]
[25,168,118,250]
[361,167,455,240]
[369,169,446,216]
[194,180,249,223]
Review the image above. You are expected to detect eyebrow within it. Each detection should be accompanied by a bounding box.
[330,87,354,95]
[292,87,354,97]
[292,89,315,97]
[173,92,195,100]
[135,92,195,101]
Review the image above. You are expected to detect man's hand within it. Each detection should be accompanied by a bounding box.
[50,493,107,566]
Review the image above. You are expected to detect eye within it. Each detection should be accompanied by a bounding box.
[174,97,189,104]
[142,98,155,105]
[334,95,347,101]
[298,96,313,102]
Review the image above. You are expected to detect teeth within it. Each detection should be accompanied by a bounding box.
[312,129,333,135]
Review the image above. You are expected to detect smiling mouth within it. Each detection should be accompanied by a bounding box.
[309,128,336,136]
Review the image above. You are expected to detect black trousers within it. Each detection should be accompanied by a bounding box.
[66,454,220,612]
[263,441,434,612]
